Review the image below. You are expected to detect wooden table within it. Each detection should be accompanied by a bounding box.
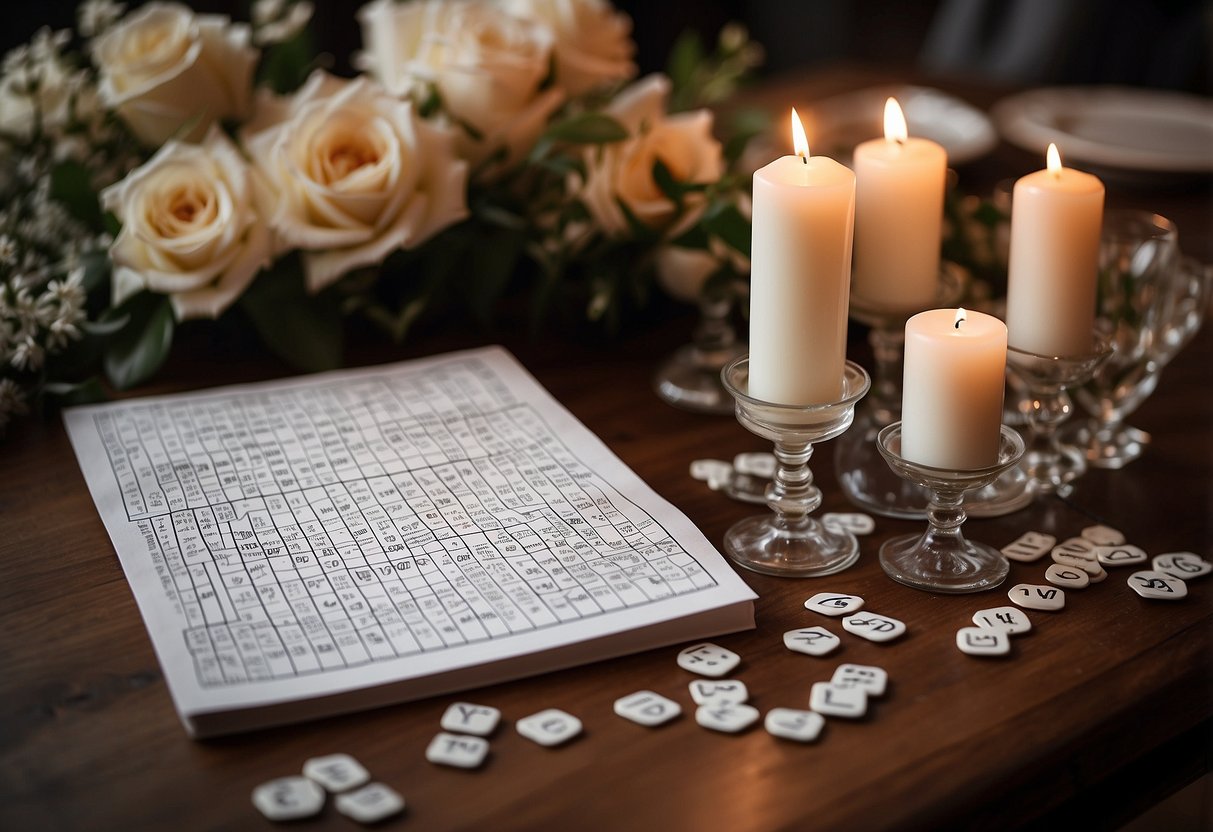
[2,69,1210,831]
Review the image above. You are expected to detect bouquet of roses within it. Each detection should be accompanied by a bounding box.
[0,0,763,432]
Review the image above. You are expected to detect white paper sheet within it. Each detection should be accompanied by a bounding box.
[64,346,755,735]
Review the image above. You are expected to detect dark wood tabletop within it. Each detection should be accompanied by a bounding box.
[2,68,1210,832]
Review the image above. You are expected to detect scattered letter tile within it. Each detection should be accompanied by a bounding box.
[1081,524,1125,545]
[440,702,501,737]
[252,776,325,822]
[783,626,841,657]
[302,753,370,793]
[822,512,875,535]
[614,691,682,726]
[1153,552,1212,580]
[1096,544,1147,567]
[1127,570,1188,600]
[334,783,405,824]
[695,703,760,733]
[516,709,583,747]
[677,642,741,677]
[831,663,888,696]
[1053,537,1098,560]
[426,732,490,769]
[1052,551,1104,575]
[842,612,906,643]
[1088,563,1108,583]
[765,708,825,743]
[733,452,776,478]
[956,626,1011,656]
[1001,531,1056,563]
[972,606,1032,635]
[809,682,868,718]
[1008,583,1065,611]
[690,459,732,482]
[1045,563,1090,589]
[688,679,749,706]
[805,592,865,616]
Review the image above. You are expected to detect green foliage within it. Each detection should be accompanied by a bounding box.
[239,255,343,372]
[103,292,175,390]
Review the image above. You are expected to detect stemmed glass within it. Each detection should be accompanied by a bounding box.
[877,423,1025,593]
[654,289,745,414]
[1006,334,1112,498]
[720,356,870,577]
[1071,210,1179,468]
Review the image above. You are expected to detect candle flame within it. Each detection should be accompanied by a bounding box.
[791,107,810,160]
[884,97,908,143]
[954,308,967,329]
[1047,143,1062,176]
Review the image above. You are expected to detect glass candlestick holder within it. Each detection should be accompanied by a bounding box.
[876,423,1025,593]
[1007,334,1112,498]
[654,292,746,414]
[834,264,967,519]
[720,356,870,577]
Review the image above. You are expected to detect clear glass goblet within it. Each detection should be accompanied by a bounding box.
[720,357,870,577]
[876,423,1025,593]
[654,291,746,414]
[1007,334,1112,498]
[1071,210,1179,468]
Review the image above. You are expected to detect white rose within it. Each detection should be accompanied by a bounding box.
[501,0,636,96]
[579,74,724,237]
[356,0,563,171]
[92,2,257,146]
[243,71,469,293]
[102,127,272,320]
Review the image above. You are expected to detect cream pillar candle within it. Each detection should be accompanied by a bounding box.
[748,109,855,405]
[902,308,1007,469]
[851,98,948,310]
[1005,144,1104,356]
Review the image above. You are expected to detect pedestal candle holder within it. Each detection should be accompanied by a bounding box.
[876,423,1025,593]
[653,292,746,414]
[834,264,970,519]
[720,356,870,577]
[1007,334,1112,498]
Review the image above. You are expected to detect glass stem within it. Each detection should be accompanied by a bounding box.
[868,323,905,425]
[924,485,967,546]
[691,293,736,365]
[768,440,821,531]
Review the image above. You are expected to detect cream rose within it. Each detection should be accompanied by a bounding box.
[243,71,469,293]
[91,2,257,146]
[356,0,563,171]
[102,127,272,320]
[501,0,636,96]
[578,74,724,237]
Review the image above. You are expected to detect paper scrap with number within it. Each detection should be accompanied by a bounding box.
[64,346,755,736]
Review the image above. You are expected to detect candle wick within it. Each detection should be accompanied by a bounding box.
[800,154,808,165]
[954,319,962,329]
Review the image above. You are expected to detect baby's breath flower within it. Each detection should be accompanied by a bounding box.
[78,0,127,38]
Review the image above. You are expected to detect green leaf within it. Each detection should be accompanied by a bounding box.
[76,248,112,295]
[543,113,629,145]
[651,158,685,209]
[257,27,315,94]
[49,161,103,228]
[82,312,130,336]
[104,292,175,390]
[701,201,751,258]
[464,228,523,324]
[667,31,704,96]
[43,377,108,407]
[239,257,343,372]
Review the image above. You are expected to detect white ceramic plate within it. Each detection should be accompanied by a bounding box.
[799,85,998,165]
[992,86,1213,174]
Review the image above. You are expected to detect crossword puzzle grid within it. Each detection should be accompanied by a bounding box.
[94,359,717,688]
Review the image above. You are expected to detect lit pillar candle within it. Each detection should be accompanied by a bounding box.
[1005,144,1104,356]
[902,308,1007,469]
[851,98,948,310]
[749,109,855,404]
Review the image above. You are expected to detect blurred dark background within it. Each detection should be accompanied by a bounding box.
[5,0,1210,94]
